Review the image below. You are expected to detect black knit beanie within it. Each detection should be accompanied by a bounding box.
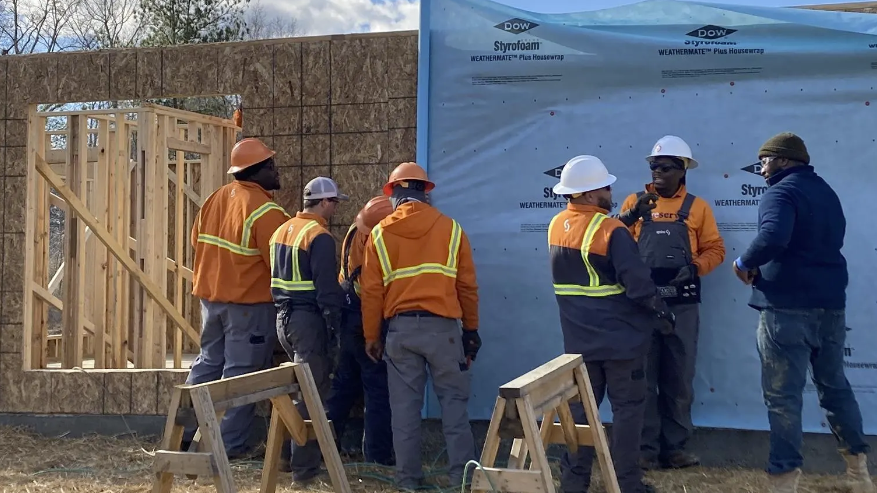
[758,132,810,165]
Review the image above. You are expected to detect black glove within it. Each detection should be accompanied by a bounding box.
[461,330,482,362]
[618,193,659,226]
[656,308,676,335]
[669,264,697,286]
[633,192,659,217]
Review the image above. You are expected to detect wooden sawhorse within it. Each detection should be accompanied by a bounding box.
[150,362,351,493]
[473,353,621,493]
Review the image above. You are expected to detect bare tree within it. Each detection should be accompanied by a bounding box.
[68,0,143,50]
[244,0,302,40]
[0,0,83,54]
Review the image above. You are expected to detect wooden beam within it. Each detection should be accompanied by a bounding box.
[167,137,212,155]
[33,153,201,347]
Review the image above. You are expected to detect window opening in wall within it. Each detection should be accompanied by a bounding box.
[22,96,242,371]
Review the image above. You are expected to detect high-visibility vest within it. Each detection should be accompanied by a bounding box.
[370,219,463,285]
[269,219,321,293]
[549,212,626,297]
[196,199,288,257]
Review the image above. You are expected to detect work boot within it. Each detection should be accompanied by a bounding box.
[843,453,877,493]
[660,450,700,469]
[768,468,801,493]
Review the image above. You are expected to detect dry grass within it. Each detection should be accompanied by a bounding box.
[0,425,854,493]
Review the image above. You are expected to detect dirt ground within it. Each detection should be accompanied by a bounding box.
[0,425,854,493]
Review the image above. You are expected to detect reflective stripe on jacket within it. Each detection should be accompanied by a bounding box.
[370,219,462,285]
[191,181,290,304]
[360,201,479,342]
[549,212,625,297]
[549,203,663,361]
[269,212,344,314]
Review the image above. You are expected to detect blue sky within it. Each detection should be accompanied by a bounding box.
[264,0,864,36]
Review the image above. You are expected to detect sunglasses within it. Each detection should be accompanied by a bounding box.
[649,163,683,173]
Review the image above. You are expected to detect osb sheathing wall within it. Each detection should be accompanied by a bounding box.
[0,30,419,416]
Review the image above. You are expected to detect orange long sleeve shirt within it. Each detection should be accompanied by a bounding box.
[359,202,479,342]
[620,184,726,276]
[191,180,290,304]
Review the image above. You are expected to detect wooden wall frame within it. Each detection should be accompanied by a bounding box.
[23,103,239,370]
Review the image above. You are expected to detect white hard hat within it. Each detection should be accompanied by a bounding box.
[647,135,699,170]
[552,155,617,196]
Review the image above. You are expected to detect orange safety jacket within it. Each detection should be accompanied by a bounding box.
[360,202,479,343]
[620,184,726,277]
[191,180,290,305]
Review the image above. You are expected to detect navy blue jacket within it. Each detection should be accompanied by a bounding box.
[738,165,847,310]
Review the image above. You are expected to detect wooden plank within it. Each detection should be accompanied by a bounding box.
[499,354,583,399]
[167,136,211,155]
[546,423,595,448]
[153,388,185,493]
[61,115,87,369]
[476,397,507,475]
[93,119,110,368]
[293,364,351,493]
[151,113,169,368]
[23,105,42,370]
[33,153,201,346]
[189,387,236,493]
[213,384,300,413]
[142,103,238,129]
[573,364,620,493]
[555,401,579,453]
[183,363,298,406]
[516,396,555,493]
[173,126,186,369]
[259,409,286,493]
[472,468,546,493]
[531,382,580,417]
[153,451,216,477]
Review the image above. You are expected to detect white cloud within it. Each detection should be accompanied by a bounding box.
[257,0,419,36]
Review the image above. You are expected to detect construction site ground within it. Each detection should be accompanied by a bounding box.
[0,421,864,493]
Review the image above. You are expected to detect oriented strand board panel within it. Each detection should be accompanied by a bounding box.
[0,29,419,415]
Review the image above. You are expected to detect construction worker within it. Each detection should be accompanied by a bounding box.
[182,137,291,458]
[325,196,395,465]
[359,162,481,490]
[549,155,675,493]
[617,135,725,470]
[734,133,874,493]
[269,176,348,483]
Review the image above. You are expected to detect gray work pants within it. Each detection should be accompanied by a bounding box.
[276,307,336,482]
[183,300,277,456]
[384,313,475,488]
[560,357,648,493]
[641,303,700,458]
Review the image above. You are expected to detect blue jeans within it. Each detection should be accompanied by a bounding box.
[757,307,870,475]
[325,311,394,465]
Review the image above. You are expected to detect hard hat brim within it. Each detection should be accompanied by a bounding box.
[552,174,617,196]
[227,149,277,174]
[304,192,350,201]
[382,179,435,196]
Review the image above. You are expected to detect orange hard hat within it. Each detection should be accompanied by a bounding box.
[355,196,393,235]
[382,162,435,196]
[228,137,275,174]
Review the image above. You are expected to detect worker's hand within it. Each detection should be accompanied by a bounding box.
[461,329,482,364]
[656,309,676,335]
[633,192,659,217]
[732,259,757,285]
[365,340,383,363]
[669,264,697,286]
